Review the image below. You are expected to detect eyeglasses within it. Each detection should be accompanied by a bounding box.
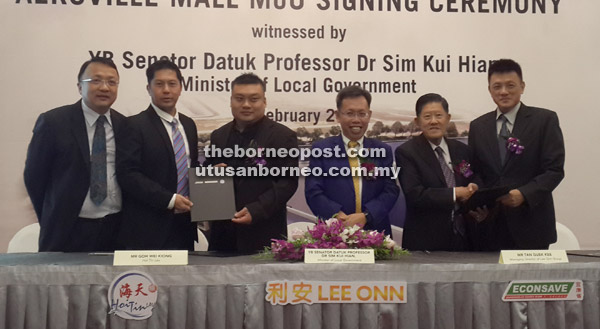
[80,78,119,87]
[340,111,370,119]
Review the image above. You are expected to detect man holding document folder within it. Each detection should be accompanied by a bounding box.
[469,59,565,250]
[117,60,198,250]
[204,73,299,253]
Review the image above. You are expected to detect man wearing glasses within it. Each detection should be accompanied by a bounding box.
[24,57,126,252]
[305,86,399,235]
[468,59,565,250]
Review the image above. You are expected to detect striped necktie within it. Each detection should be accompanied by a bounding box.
[435,146,455,188]
[171,118,189,197]
[348,141,361,213]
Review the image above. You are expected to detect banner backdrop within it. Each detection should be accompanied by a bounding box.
[1,0,599,250]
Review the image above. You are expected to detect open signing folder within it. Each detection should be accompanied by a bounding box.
[189,168,236,222]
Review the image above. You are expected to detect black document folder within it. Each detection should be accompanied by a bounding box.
[464,185,512,210]
[189,168,236,222]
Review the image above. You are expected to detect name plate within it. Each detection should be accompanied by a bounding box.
[304,249,374,264]
[499,250,568,264]
[113,250,188,266]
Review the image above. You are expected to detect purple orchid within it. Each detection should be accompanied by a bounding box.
[454,160,474,178]
[507,137,525,154]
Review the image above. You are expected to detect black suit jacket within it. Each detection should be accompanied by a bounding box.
[205,117,299,253]
[24,100,126,251]
[395,135,475,251]
[116,106,199,250]
[468,103,565,249]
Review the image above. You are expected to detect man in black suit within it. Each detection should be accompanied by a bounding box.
[395,93,479,251]
[24,57,126,252]
[117,59,198,250]
[205,73,298,253]
[469,59,565,250]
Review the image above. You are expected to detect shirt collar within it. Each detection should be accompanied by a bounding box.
[496,102,521,125]
[81,100,112,128]
[341,134,365,148]
[151,102,179,124]
[428,137,450,157]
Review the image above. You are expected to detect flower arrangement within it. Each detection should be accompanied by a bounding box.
[263,218,408,261]
[506,137,524,154]
[454,160,474,178]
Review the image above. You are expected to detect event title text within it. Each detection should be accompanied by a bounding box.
[16,0,562,14]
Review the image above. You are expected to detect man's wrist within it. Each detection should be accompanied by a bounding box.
[168,194,176,210]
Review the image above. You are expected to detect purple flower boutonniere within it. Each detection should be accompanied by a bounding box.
[454,160,473,178]
[506,137,525,155]
[246,140,267,167]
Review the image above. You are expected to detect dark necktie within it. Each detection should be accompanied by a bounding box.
[435,147,465,238]
[498,114,510,164]
[435,146,455,188]
[172,118,189,197]
[90,115,107,205]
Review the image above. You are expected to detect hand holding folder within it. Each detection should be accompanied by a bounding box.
[463,185,513,211]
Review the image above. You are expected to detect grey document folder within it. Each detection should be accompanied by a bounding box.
[189,168,236,222]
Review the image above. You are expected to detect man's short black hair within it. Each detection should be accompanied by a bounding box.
[415,93,449,116]
[231,73,266,92]
[336,85,372,109]
[146,59,184,84]
[77,57,118,81]
[488,59,523,81]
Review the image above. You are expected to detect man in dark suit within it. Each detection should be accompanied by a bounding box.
[469,59,565,250]
[305,86,399,235]
[395,93,479,251]
[117,59,199,250]
[24,57,126,252]
[205,73,298,253]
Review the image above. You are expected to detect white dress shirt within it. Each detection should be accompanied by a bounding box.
[496,103,521,135]
[79,101,122,218]
[427,138,456,203]
[151,103,190,209]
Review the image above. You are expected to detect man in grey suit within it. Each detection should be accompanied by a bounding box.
[469,59,565,250]
[24,57,126,252]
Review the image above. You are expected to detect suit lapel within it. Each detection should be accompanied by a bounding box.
[503,103,532,171]
[333,135,356,193]
[447,139,467,186]
[414,134,447,186]
[180,114,198,166]
[71,101,91,170]
[214,121,234,148]
[250,118,274,147]
[479,111,504,173]
[146,106,176,168]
